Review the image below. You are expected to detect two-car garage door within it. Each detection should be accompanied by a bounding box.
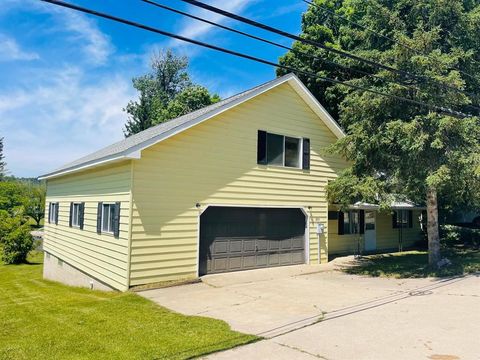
[199,207,306,275]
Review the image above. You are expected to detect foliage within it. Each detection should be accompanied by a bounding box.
[0,137,5,180]
[0,252,258,359]
[24,183,46,227]
[441,224,480,248]
[124,50,220,137]
[0,210,34,264]
[0,181,28,216]
[278,0,480,264]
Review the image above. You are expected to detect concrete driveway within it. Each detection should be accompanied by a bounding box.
[139,259,480,359]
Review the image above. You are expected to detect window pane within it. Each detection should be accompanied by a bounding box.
[102,205,110,232]
[343,211,350,234]
[267,133,284,166]
[284,137,300,168]
[109,205,115,233]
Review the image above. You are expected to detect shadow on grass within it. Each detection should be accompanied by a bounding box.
[344,249,480,278]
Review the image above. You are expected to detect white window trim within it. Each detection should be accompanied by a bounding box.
[101,203,115,234]
[72,202,81,228]
[49,202,57,224]
[265,131,303,169]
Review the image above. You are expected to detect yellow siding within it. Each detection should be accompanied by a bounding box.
[130,83,348,286]
[328,210,424,256]
[43,161,132,291]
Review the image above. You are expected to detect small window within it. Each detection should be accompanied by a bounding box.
[395,210,409,228]
[71,203,81,227]
[343,211,360,234]
[102,203,116,233]
[49,202,58,225]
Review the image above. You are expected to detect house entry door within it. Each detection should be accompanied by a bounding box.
[364,211,376,251]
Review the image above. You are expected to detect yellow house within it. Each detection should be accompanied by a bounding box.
[39,74,424,291]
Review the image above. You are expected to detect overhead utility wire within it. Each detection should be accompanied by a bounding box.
[179,0,479,104]
[142,0,425,95]
[40,0,469,118]
[302,0,479,82]
[143,0,479,114]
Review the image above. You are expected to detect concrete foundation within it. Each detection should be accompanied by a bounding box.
[43,251,115,291]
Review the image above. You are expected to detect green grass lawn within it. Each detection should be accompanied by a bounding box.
[344,248,480,278]
[0,252,258,360]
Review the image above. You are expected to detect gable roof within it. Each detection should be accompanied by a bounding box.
[39,73,345,180]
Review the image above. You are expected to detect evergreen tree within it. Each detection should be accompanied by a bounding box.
[278,0,480,266]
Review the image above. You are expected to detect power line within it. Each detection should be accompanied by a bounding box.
[179,0,479,104]
[302,0,479,83]
[40,0,469,118]
[141,1,420,93]
[142,0,479,114]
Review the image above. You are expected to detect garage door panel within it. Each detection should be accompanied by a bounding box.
[229,239,243,253]
[200,207,305,275]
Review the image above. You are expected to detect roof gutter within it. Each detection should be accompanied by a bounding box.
[38,150,141,180]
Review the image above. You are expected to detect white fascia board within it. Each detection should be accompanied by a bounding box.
[38,152,141,180]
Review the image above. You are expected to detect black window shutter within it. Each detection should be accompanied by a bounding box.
[328,211,339,220]
[48,203,52,224]
[302,138,310,170]
[257,130,267,165]
[392,211,398,228]
[79,202,85,230]
[97,202,103,234]
[408,210,413,228]
[359,210,365,234]
[69,202,73,227]
[338,211,345,235]
[113,202,121,238]
[54,203,59,225]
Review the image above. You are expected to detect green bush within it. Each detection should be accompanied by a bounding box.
[441,225,480,248]
[0,210,34,264]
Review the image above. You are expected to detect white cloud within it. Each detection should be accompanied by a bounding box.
[58,10,114,65]
[1,0,114,65]
[166,0,259,50]
[0,67,136,177]
[0,34,39,61]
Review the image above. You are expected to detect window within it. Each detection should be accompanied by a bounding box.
[394,210,412,228]
[344,211,360,234]
[72,203,81,227]
[339,210,360,235]
[49,202,58,225]
[258,131,308,169]
[102,203,116,233]
[97,202,120,238]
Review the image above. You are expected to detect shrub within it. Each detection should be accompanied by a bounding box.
[0,210,34,264]
[441,225,480,248]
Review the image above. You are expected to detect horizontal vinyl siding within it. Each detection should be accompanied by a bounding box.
[328,210,424,256]
[376,210,423,250]
[43,161,132,290]
[130,83,348,286]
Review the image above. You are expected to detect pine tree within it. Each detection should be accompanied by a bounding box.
[0,137,6,181]
[278,0,480,267]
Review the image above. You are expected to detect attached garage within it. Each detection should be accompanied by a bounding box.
[199,207,307,275]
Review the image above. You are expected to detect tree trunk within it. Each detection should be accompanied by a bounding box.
[426,188,441,267]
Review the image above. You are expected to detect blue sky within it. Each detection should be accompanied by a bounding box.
[0,0,307,177]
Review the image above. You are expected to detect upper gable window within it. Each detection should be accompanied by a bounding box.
[257,130,309,169]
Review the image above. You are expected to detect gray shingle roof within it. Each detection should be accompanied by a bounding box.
[40,74,295,179]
